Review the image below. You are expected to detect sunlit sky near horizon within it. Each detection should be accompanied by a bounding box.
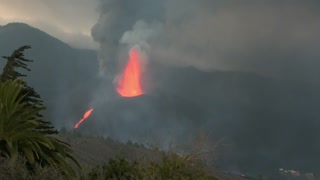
[0,0,99,49]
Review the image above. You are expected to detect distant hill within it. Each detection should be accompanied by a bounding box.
[57,132,249,180]
[1,22,320,177]
[156,66,320,175]
[0,22,99,127]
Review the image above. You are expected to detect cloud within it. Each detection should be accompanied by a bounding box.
[0,0,98,49]
[1,0,319,80]
[92,0,320,82]
[157,0,320,80]
[91,0,164,75]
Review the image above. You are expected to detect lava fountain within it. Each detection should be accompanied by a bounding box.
[116,46,144,97]
[74,108,94,128]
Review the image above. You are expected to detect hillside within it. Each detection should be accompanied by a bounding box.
[58,132,316,179]
[56,132,250,180]
[0,23,98,127]
[0,22,320,177]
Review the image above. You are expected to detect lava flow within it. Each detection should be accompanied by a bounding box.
[116,46,144,97]
[74,108,94,128]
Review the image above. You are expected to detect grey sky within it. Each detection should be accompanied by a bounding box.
[157,0,320,81]
[1,0,320,82]
[0,0,99,49]
[90,0,320,82]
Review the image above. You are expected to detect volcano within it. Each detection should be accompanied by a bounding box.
[116,46,144,97]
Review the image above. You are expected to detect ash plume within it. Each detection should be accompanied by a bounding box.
[87,0,320,177]
[91,0,163,76]
[120,20,163,50]
[92,0,320,82]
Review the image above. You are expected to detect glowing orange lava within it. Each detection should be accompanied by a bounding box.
[74,108,94,128]
[116,47,144,97]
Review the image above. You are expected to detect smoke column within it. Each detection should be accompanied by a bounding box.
[91,0,163,76]
[92,0,320,82]
[88,0,320,177]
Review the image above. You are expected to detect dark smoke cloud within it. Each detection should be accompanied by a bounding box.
[92,0,320,82]
[88,0,320,176]
[91,0,163,75]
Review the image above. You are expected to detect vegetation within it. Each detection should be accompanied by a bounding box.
[86,156,141,180]
[83,152,218,180]
[0,151,218,180]
[0,46,79,177]
[0,46,219,179]
[0,156,65,180]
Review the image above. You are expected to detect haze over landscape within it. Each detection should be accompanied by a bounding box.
[1,0,320,178]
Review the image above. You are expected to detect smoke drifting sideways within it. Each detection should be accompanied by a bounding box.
[77,0,320,176]
[91,0,320,82]
[88,0,320,133]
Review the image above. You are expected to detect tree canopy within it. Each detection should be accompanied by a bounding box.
[0,46,79,177]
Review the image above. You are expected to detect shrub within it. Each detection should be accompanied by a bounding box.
[85,156,141,180]
[0,156,65,180]
[83,150,218,180]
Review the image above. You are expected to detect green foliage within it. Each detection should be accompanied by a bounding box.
[1,45,32,81]
[0,46,80,177]
[1,46,42,114]
[82,151,218,180]
[87,156,141,180]
[1,46,56,134]
[0,156,65,180]
[141,149,217,180]
[0,79,44,161]
[0,79,79,177]
[0,46,220,179]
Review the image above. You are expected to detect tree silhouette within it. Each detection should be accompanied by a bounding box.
[0,46,80,177]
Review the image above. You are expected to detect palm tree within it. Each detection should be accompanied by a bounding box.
[0,79,79,176]
[0,46,80,177]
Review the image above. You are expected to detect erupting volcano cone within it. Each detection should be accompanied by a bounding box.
[74,108,94,128]
[117,46,144,97]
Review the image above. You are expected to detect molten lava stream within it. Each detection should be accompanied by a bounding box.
[117,46,144,97]
[74,108,94,128]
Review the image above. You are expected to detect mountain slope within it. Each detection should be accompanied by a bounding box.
[0,22,99,126]
[1,22,320,176]
[155,65,320,175]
